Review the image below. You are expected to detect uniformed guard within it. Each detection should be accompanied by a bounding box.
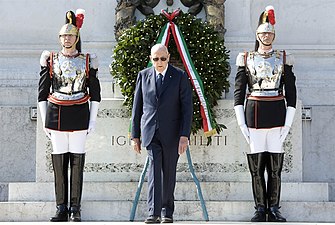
[38,9,101,222]
[234,6,297,222]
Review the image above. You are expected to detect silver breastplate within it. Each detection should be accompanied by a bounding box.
[52,53,87,98]
[246,51,284,96]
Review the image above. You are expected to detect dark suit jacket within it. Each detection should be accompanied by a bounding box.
[131,64,193,147]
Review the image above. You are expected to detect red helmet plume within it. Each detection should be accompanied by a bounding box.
[266,6,276,25]
[75,9,85,29]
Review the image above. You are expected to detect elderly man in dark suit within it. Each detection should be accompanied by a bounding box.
[131,43,193,223]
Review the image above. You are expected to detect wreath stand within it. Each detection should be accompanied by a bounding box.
[129,147,209,221]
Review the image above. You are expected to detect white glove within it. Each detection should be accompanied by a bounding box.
[88,121,96,134]
[280,126,290,143]
[87,101,99,135]
[239,124,250,144]
[234,105,250,144]
[280,106,296,143]
[38,101,51,139]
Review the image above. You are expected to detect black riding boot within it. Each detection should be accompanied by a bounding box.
[69,153,85,222]
[267,153,286,222]
[50,153,70,222]
[247,153,268,222]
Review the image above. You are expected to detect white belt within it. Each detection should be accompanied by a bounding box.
[51,92,86,101]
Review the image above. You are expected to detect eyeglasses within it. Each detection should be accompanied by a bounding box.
[152,57,167,62]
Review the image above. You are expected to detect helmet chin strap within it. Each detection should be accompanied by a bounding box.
[60,36,79,51]
[259,40,272,47]
[64,45,75,49]
[257,34,274,47]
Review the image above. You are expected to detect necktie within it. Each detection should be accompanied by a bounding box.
[156,73,163,94]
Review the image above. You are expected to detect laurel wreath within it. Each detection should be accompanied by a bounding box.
[110,11,230,135]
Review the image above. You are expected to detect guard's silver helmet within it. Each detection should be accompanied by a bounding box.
[256,6,276,34]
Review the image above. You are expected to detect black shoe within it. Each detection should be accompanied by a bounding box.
[251,206,266,222]
[268,206,286,222]
[161,216,173,223]
[144,215,161,224]
[50,204,69,222]
[69,206,81,222]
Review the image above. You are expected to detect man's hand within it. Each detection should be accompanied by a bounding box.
[132,138,141,154]
[178,136,189,155]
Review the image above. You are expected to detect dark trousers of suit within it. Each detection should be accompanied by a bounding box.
[146,129,179,217]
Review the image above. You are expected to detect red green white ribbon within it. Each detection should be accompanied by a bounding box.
[157,9,217,137]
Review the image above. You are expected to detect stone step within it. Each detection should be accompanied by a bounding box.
[0,200,335,222]
[9,181,328,202]
[0,223,335,225]
[0,223,334,225]
[3,221,335,225]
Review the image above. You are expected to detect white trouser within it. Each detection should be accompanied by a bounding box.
[249,127,283,154]
[50,130,87,154]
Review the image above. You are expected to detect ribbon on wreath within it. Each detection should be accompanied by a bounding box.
[153,9,217,137]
